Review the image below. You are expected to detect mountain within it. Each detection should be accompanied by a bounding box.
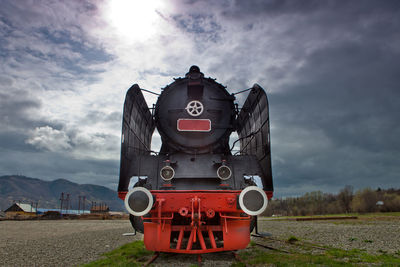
[0,175,124,211]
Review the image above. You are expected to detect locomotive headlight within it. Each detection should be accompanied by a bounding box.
[124,187,154,217]
[160,166,175,181]
[239,186,268,216]
[217,165,232,180]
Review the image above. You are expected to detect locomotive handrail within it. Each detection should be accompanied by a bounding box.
[232,87,252,95]
[126,145,159,155]
[230,118,268,153]
[140,88,160,96]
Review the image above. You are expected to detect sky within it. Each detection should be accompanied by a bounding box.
[0,0,399,198]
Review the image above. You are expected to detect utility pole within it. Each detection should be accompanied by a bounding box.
[60,192,64,213]
[66,194,70,214]
[78,196,81,214]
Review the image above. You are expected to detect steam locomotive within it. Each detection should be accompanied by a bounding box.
[118,66,273,253]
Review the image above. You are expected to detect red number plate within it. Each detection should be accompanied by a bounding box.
[177,119,211,132]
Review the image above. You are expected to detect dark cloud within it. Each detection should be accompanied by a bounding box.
[221,0,400,21]
[161,0,400,196]
[172,13,222,43]
[0,1,119,189]
[81,110,122,126]
[225,0,326,17]
[0,149,119,189]
[0,0,112,89]
[36,27,113,63]
[263,3,400,196]
[0,131,38,153]
[0,0,399,197]
[0,89,41,126]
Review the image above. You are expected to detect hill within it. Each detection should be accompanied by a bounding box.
[0,175,124,211]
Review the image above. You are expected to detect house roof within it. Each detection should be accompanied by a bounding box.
[17,203,36,212]
[5,203,37,213]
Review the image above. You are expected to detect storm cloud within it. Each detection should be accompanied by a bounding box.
[0,0,399,196]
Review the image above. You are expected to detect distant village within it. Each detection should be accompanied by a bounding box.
[0,193,127,220]
[0,175,125,220]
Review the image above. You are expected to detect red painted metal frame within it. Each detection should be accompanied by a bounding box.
[118,191,127,200]
[140,190,266,254]
[118,190,273,201]
[118,190,273,254]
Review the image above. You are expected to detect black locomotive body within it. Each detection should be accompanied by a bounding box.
[118,66,273,253]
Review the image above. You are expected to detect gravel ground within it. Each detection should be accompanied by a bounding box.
[0,220,139,267]
[1,216,399,266]
[258,216,400,254]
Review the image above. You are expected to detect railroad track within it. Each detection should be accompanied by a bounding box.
[142,252,208,266]
[140,235,325,266]
[252,235,328,252]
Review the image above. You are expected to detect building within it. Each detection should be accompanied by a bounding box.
[4,203,37,217]
[90,204,110,214]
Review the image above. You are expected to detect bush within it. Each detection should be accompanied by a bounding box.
[351,188,378,213]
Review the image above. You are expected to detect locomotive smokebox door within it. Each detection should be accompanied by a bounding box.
[154,66,236,155]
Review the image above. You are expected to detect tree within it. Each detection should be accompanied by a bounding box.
[352,188,378,213]
[338,185,353,213]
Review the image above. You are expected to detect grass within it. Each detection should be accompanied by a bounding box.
[326,248,400,265]
[357,212,400,217]
[83,240,400,267]
[237,248,351,266]
[260,213,359,220]
[83,238,400,267]
[82,240,153,267]
[249,240,257,247]
[260,212,400,221]
[287,235,299,243]
[235,245,400,266]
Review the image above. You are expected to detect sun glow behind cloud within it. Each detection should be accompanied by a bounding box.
[105,0,165,42]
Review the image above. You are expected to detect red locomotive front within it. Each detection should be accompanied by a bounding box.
[118,66,273,253]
